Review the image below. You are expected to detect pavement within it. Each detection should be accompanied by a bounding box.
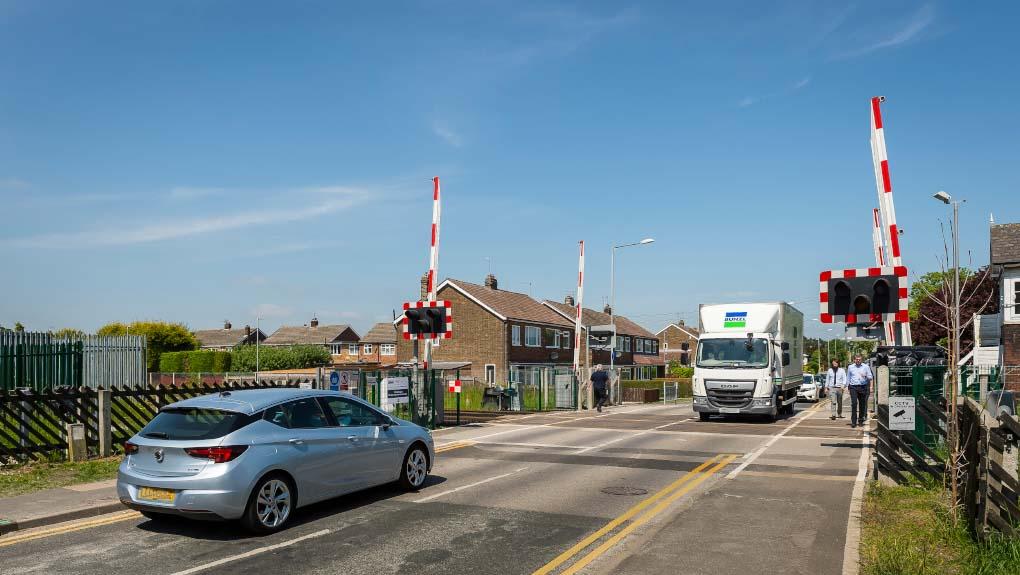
[0,400,873,575]
[0,479,123,535]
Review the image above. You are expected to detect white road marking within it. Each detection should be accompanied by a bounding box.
[841,428,872,575]
[472,441,592,449]
[413,467,529,503]
[575,420,687,454]
[725,404,824,479]
[168,529,331,575]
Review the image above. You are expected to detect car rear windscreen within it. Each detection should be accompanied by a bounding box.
[140,408,256,440]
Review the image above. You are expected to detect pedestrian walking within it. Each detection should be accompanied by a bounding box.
[846,354,874,428]
[591,364,609,412]
[825,359,847,420]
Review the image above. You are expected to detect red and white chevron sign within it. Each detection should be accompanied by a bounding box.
[448,379,461,394]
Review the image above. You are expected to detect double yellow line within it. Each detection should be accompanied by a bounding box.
[533,453,738,575]
[0,510,141,548]
[435,440,475,454]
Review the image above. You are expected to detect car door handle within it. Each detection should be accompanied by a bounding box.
[347,435,358,442]
[288,438,304,445]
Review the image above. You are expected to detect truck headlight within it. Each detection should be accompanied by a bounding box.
[693,396,708,405]
[751,398,772,407]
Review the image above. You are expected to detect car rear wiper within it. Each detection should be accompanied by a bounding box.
[142,431,169,439]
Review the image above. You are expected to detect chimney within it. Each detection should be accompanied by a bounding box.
[484,274,498,290]
[564,294,575,306]
[603,304,612,315]
[224,319,232,330]
[420,273,430,300]
[310,317,319,328]
[678,320,685,327]
[244,325,251,337]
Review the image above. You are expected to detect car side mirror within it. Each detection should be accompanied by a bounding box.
[379,416,393,430]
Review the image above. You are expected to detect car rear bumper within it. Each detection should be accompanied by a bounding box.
[117,468,249,521]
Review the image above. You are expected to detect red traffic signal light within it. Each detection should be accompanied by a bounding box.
[402,301,453,340]
[819,266,908,325]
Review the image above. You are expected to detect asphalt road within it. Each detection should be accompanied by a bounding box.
[0,400,870,575]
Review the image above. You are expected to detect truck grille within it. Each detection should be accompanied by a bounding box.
[706,387,754,408]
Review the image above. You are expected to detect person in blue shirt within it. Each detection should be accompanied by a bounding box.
[591,365,609,412]
[846,355,874,428]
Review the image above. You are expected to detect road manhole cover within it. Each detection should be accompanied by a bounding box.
[601,486,648,496]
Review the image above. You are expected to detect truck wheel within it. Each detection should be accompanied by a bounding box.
[699,413,711,421]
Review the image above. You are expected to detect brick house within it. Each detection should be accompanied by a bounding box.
[991,223,1020,371]
[395,275,575,385]
[263,318,362,364]
[358,322,399,367]
[657,321,700,369]
[193,321,266,351]
[543,297,662,380]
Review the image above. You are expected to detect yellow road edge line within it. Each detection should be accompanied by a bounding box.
[531,454,724,575]
[435,440,475,453]
[559,454,739,575]
[0,511,141,548]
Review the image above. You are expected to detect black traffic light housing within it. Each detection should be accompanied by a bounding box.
[819,267,908,325]
[402,301,453,340]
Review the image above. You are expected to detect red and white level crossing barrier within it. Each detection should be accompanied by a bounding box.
[448,379,461,394]
[819,266,909,325]
[424,176,442,368]
[402,300,453,340]
[871,208,885,267]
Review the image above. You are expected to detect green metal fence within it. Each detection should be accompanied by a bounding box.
[1,332,82,390]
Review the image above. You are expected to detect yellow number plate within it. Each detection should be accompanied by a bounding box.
[138,487,176,503]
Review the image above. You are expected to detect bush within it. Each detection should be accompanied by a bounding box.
[97,321,199,371]
[230,345,331,371]
[159,350,232,373]
[620,378,693,397]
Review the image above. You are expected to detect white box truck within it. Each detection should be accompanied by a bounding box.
[692,303,804,421]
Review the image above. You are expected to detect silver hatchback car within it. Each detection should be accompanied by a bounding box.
[117,388,435,533]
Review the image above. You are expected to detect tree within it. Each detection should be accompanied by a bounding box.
[231,345,331,371]
[97,321,199,371]
[14,322,25,332]
[910,267,998,355]
[51,328,86,339]
[909,269,973,320]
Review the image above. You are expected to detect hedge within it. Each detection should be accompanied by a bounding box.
[230,345,331,371]
[620,378,693,397]
[158,350,232,373]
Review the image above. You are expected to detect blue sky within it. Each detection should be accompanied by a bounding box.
[2,1,1018,339]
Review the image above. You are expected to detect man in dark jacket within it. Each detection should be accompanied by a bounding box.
[591,365,609,412]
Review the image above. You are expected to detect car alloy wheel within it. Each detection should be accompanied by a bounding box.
[256,478,291,529]
[405,448,427,488]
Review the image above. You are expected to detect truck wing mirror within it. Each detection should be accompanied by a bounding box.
[781,342,790,351]
[782,352,791,367]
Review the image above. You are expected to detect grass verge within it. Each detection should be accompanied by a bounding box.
[0,457,122,498]
[861,481,1020,575]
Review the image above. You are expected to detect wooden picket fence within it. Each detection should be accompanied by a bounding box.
[957,396,1020,539]
[0,381,297,461]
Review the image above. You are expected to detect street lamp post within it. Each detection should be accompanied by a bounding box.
[610,238,654,402]
[933,191,962,403]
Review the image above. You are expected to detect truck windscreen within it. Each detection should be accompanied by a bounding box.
[696,338,769,368]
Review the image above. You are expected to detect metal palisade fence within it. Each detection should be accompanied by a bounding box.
[0,332,146,391]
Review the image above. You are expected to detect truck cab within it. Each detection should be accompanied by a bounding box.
[692,303,804,421]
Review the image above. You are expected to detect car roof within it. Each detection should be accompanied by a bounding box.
[164,388,351,415]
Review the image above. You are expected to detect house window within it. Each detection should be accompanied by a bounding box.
[652,340,659,354]
[512,325,521,346]
[636,339,644,353]
[623,337,631,352]
[509,366,521,384]
[362,344,373,355]
[545,328,559,348]
[380,344,396,355]
[330,343,342,355]
[348,343,358,355]
[525,326,541,347]
[561,331,571,349]
[1010,278,1020,321]
[485,364,496,384]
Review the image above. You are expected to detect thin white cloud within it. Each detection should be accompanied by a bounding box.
[169,186,223,200]
[792,77,811,90]
[4,186,369,248]
[250,303,292,319]
[486,6,640,67]
[737,76,811,108]
[835,4,934,59]
[0,178,30,190]
[737,96,758,108]
[431,120,463,147]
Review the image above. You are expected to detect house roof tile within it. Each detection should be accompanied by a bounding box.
[991,223,1020,265]
[264,324,357,346]
[361,322,397,344]
[193,328,262,348]
[542,301,656,338]
[446,280,573,327]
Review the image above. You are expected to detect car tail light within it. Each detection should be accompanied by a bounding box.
[124,441,138,455]
[184,445,248,463]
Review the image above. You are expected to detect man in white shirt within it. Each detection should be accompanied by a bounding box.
[825,359,847,420]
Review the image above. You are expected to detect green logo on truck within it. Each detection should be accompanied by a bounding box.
[723,311,747,328]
